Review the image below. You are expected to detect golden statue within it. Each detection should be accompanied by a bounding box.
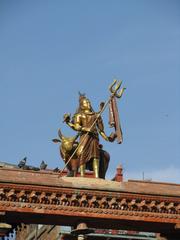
[53,80,125,178]
[64,94,112,178]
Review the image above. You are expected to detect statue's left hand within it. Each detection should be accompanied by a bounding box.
[108,132,117,142]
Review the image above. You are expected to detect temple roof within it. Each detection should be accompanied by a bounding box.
[0,167,179,237]
[0,168,179,197]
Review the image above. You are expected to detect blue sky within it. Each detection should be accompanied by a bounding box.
[0,0,180,183]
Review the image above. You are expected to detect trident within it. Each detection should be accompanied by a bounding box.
[109,79,126,98]
[58,79,125,177]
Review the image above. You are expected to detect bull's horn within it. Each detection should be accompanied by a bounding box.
[58,129,64,140]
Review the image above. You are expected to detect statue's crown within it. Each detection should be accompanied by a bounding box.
[78,91,86,103]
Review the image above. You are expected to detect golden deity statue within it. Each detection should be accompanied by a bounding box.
[53,80,125,178]
[64,94,112,178]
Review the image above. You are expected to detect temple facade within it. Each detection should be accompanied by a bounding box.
[0,165,179,239]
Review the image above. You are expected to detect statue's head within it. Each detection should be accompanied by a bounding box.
[78,92,92,112]
[80,98,91,111]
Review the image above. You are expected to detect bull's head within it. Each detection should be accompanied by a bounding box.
[52,129,79,152]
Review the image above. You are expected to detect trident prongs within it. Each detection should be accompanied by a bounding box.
[109,79,126,98]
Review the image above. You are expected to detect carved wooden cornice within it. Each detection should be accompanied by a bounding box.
[0,168,180,234]
[0,184,180,221]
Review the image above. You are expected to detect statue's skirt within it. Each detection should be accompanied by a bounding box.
[78,133,100,166]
